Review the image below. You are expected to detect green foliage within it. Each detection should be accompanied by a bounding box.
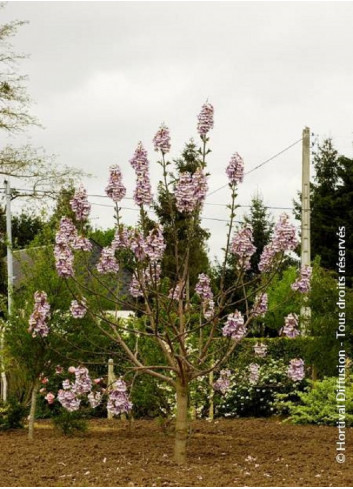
[89,228,115,248]
[262,265,301,335]
[259,259,353,376]
[277,376,353,426]
[0,398,27,430]
[52,409,88,436]
[131,375,174,418]
[5,232,125,403]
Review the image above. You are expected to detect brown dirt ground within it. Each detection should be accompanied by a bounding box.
[0,418,351,487]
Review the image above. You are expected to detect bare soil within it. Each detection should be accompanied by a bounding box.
[0,418,351,487]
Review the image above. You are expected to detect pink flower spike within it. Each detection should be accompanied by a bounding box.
[70,184,91,221]
[197,102,214,137]
[226,153,244,186]
[105,165,126,203]
[153,123,171,154]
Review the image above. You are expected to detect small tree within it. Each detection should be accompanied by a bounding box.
[43,104,305,464]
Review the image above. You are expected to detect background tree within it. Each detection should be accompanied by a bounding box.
[0,5,83,199]
[0,4,35,132]
[154,139,210,288]
[243,193,274,274]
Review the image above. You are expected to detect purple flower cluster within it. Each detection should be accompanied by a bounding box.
[87,391,102,409]
[145,262,161,286]
[57,366,93,411]
[130,142,152,207]
[105,165,126,202]
[197,102,214,137]
[134,175,153,207]
[248,363,260,384]
[254,342,268,358]
[291,265,312,293]
[280,313,299,338]
[222,311,246,340]
[193,168,208,204]
[28,291,51,338]
[112,226,133,251]
[273,213,298,252]
[107,379,133,416]
[195,273,215,320]
[130,231,146,261]
[226,153,244,186]
[252,293,268,317]
[70,184,91,221]
[168,282,185,301]
[213,369,231,394]
[54,217,76,277]
[49,366,104,412]
[97,247,119,274]
[72,235,92,251]
[144,225,166,262]
[129,275,143,298]
[72,366,93,395]
[203,299,215,320]
[57,389,81,412]
[153,123,171,154]
[195,273,213,300]
[175,168,208,213]
[287,358,305,381]
[54,218,92,277]
[230,225,256,270]
[70,298,87,319]
[129,262,162,298]
[258,214,298,272]
[258,242,276,273]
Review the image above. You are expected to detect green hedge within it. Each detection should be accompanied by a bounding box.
[226,336,343,378]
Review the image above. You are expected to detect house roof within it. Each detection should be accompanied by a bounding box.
[11,241,133,301]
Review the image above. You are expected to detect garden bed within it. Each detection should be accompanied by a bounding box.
[0,418,351,486]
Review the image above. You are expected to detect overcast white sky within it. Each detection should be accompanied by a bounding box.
[3,1,353,260]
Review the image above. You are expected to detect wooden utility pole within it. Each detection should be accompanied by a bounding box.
[301,127,311,335]
[107,358,115,419]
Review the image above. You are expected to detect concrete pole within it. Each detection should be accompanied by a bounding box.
[0,180,13,402]
[301,128,311,335]
[301,128,311,268]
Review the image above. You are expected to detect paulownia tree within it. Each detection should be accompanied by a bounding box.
[31,103,309,464]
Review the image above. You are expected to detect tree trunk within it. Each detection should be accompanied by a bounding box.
[208,368,214,420]
[174,380,188,465]
[28,380,39,440]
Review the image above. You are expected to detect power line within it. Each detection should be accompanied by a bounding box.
[0,187,297,212]
[207,137,303,197]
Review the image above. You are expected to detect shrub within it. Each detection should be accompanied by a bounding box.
[0,399,27,430]
[216,358,306,418]
[52,409,88,436]
[276,376,353,426]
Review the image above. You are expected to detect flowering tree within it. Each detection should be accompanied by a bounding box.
[36,103,310,464]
